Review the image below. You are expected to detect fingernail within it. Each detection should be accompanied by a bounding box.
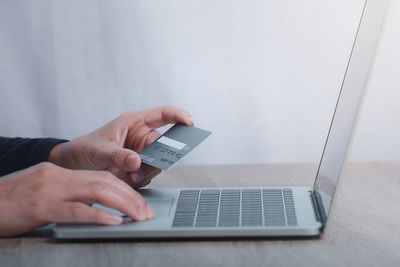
[146,205,156,219]
[106,214,123,225]
[127,155,137,169]
[139,206,147,219]
[131,169,146,184]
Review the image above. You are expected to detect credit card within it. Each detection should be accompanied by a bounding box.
[139,123,212,170]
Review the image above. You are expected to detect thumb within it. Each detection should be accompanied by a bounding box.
[99,145,141,172]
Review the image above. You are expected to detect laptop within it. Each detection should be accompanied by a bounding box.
[54,0,388,239]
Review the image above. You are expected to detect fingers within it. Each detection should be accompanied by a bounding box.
[107,167,129,180]
[55,202,124,225]
[130,169,147,185]
[144,130,161,148]
[132,129,161,154]
[132,167,161,189]
[68,179,154,221]
[130,164,161,188]
[63,170,155,221]
[73,169,138,200]
[108,165,161,189]
[97,145,142,172]
[143,105,194,129]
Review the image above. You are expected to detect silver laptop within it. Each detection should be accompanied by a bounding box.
[54,0,388,239]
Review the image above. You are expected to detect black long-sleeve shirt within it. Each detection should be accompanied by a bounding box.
[0,137,68,177]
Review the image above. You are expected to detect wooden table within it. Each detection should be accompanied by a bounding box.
[1,162,400,267]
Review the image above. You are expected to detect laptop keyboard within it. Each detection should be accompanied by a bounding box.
[172,188,297,228]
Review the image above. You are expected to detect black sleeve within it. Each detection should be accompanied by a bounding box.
[0,137,68,177]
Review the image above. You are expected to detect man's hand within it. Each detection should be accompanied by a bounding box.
[49,106,194,188]
[0,162,155,237]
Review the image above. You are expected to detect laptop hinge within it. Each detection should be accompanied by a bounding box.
[309,191,327,225]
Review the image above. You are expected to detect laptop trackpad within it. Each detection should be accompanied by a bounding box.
[146,198,174,217]
[93,198,174,218]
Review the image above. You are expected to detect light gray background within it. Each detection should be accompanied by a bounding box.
[0,0,399,165]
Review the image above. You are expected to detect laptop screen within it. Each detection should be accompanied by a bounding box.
[312,0,388,224]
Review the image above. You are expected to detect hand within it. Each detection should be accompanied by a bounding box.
[49,106,194,188]
[0,162,155,237]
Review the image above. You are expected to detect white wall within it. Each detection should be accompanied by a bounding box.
[0,0,399,165]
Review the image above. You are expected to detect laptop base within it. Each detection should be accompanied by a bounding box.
[54,187,322,239]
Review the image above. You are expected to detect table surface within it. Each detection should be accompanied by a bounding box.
[1,162,400,267]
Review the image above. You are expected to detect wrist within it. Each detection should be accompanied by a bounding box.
[48,142,68,167]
